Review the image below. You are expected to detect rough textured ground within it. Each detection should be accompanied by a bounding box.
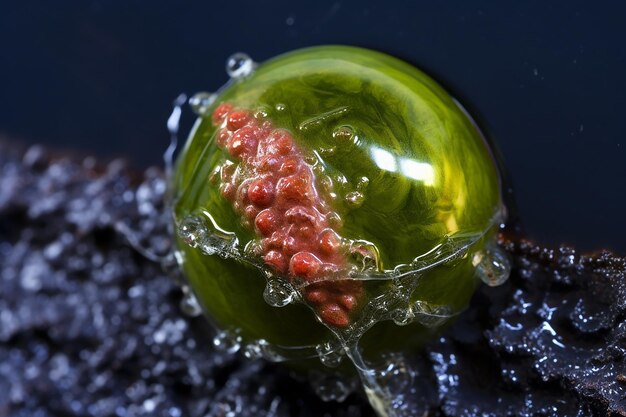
[1,142,625,416]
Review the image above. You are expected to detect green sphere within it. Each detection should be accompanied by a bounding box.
[172,46,504,368]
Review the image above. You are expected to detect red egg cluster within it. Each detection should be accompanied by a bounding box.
[212,103,363,327]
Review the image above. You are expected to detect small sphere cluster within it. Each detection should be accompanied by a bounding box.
[212,103,363,327]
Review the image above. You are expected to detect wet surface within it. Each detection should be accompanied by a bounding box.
[1,142,624,416]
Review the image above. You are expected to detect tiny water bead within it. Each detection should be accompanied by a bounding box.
[188,92,217,116]
[225,52,255,79]
[171,46,509,416]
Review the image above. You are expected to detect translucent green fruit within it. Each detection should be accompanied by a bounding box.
[171,46,508,373]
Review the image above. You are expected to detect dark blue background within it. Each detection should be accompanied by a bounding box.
[1,0,624,253]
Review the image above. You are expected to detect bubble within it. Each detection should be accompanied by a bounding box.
[213,330,242,354]
[178,213,239,257]
[318,146,336,156]
[242,339,283,361]
[320,175,334,193]
[345,191,365,208]
[473,242,511,287]
[332,125,355,141]
[177,216,206,249]
[413,301,452,328]
[253,108,269,119]
[356,176,370,190]
[226,52,255,79]
[189,92,217,115]
[326,211,343,228]
[391,307,414,326]
[263,278,296,307]
[316,341,345,368]
[242,342,263,359]
[349,240,381,272]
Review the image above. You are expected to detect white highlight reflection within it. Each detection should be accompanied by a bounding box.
[369,147,397,172]
[369,146,434,186]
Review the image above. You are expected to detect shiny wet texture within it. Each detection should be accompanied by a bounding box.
[210,102,363,328]
[172,49,506,388]
[1,143,625,416]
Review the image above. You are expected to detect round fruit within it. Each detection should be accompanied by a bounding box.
[172,46,506,369]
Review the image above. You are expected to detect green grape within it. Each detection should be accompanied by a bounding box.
[171,46,508,378]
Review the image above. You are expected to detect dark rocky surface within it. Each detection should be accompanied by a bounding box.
[1,141,624,416]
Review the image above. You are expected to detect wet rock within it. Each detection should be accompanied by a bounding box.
[0,141,624,416]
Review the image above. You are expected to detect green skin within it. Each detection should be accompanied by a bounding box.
[172,46,501,368]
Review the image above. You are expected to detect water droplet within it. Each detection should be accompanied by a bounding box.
[243,240,262,257]
[242,342,262,359]
[356,176,370,191]
[304,154,318,165]
[345,191,365,208]
[254,108,269,119]
[413,300,452,328]
[312,164,324,175]
[316,341,345,368]
[391,307,414,326]
[189,92,217,115]
[263,279,296,307]
[326,212,343,228]
[213,330,242,354]
[320,175,334,193]
[474,243,511,287]
[349,240,381,272]
[332,125,355,141]
[178,213,239,256]
[180,287,203,317]
[242,339,281,361]
[226,52,255,79]
[275,103,286,112]
[177,216,206,248]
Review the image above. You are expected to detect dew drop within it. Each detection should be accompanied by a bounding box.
[304,154,319,166]
[177,216,206,248]
[178,213,239,256]
[263,278,296,307]
[473,242,511,287]
[275,103,286,112]
[189,92,217,115]
[243,240,262,257]
[345,191,365,208]
[391,307,414,326]
[332,125,355,141]
[213,330,242,354]
[254,108,269,119]
[349,240,381,272]
[326,212,343,228]
[316,341,345,368]
[242,339,279,360]
[320,175,334,193]
[356,176,370,191]
[226,52,255,79]
[180,287,203,317]
[413,300,452,328]
[242,342,263,359]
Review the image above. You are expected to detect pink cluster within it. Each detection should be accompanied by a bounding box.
[212,103,363,327]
